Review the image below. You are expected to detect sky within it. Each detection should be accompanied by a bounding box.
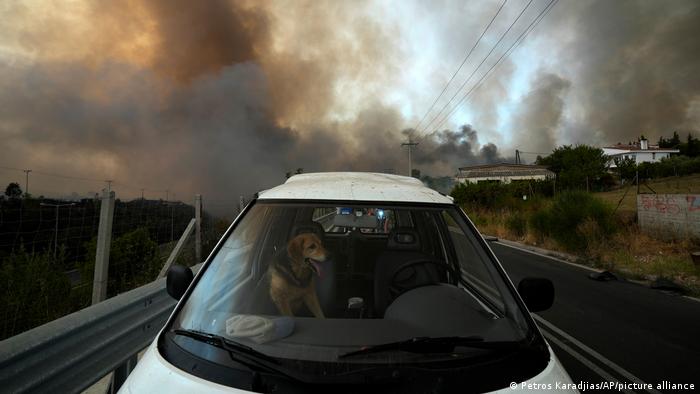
[0,0,698,209]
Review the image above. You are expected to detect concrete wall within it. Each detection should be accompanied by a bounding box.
[637,194,700,239]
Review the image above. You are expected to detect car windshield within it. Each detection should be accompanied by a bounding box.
[170,200,532,368]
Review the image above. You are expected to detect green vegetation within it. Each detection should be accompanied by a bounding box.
[452,140,700,295]
[80,228,162,299]
[451,179,554,210]
[0,227,166,340]
[536,145,612,191]
[658,131,700,157]
[0,247,73,339]
[4,182,22,199]
[529,191,616,252]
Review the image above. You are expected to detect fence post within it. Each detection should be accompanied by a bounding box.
[92,189,115,305]
[195,194,202,263]
[158,218,196,279]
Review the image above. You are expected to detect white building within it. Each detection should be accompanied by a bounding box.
[603,138,679,168]
[455,163,554,184]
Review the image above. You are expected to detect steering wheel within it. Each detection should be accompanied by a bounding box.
[388,259,459,301]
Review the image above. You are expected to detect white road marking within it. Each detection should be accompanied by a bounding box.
[494,240,601,273]
[540,330,633,394]
[534,314,662,394]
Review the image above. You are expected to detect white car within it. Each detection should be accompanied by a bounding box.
[122,172,576,393]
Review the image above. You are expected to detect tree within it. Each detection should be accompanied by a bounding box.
[614,157,637,182]
[659,131,681,148]
[537,145,609,191]
[679,133,700,157]
[4,182,22,198]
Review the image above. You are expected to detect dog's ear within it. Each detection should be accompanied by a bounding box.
[287,234,305,261]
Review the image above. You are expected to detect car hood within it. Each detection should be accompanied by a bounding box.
[121,341,575,393]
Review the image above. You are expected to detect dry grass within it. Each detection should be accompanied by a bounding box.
[595,173,700,215]
[591,224,700,293]
[471,207,700,296]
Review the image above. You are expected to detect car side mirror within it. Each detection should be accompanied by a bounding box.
[166,265,194,300]
[518,278,554,312]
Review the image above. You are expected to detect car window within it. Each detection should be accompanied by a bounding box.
[313,207,396,234]
[442,210,505,312]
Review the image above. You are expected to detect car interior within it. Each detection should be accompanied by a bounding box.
[231,205,482,320]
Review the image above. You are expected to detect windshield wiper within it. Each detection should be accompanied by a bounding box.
[173,329,280,372]
[338,336,521,359]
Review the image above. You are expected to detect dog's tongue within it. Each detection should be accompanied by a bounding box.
[310,260,323,278]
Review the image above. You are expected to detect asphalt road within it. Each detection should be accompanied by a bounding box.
[492,242,700,393]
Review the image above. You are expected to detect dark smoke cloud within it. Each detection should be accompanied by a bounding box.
[412,125,505,174]
[142,0,267,83]
[0,0,504,212]
[531,0,700,146]
[512,72,571,153]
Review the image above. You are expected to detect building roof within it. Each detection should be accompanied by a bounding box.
[456,163,554,179]
[257,172,453,204]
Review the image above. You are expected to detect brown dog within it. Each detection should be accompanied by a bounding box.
[269,233,328,318]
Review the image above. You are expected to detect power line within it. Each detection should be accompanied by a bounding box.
[429,0,559,135]
[417,0,535,138]
[411,0,508,133]
[0,164,169,196]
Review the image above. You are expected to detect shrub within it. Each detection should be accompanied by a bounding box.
[81,227,161,298]
[0,247,72,339]
[505,212,527,238]
[529,191,616,252]
[450,179,555,210]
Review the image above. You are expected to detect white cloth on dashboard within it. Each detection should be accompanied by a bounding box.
[225,314,294,344]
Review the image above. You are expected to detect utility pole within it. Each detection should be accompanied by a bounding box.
[195,194,202,263]
[40,202,76,260]
[401,138,419,177]
[165,189,169,202]
[23,169,32,196]
[140,188,145,200]
[105,180,113,193]
[515,150,521,165]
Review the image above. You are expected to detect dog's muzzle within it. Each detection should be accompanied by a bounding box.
[305,257,324,277]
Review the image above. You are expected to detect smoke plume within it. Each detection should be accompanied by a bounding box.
[1,0,698,212]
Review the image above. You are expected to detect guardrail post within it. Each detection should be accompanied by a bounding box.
[111,354,137,393]
[92,189,115,305]
[195,194,202,263]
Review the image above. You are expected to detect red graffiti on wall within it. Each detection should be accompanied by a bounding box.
[687,196,700,212]
[640,195,682,214]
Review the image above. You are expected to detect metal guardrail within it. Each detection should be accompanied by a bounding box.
[0,264,201,394]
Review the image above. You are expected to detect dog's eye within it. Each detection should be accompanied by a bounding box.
[309,244,316,250]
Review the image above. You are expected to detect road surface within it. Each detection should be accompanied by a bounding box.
[492,242,700,393]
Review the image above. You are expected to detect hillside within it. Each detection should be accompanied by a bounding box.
[595,174,700,214]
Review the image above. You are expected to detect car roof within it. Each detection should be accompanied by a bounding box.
[257,172,453,204]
